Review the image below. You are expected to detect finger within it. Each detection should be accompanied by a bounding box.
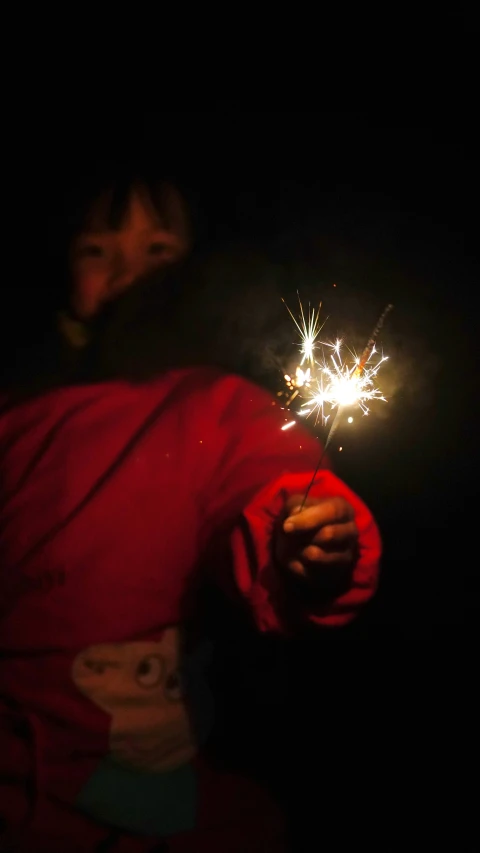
[283,497,354,533]
[300,544,356,565]
[285,546,355,579]
[313,521,358,547]
[287,559,307,577]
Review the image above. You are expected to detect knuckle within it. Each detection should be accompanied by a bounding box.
[321,525,335,542]
[332,497,345,519]
[337,497,353,520]
[303,544,322,562]
[288,559,306,577]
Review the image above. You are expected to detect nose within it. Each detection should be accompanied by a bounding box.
[109,255,135,290]
[107,255,140,299]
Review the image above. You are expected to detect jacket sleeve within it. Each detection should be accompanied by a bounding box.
[197,374,381,633]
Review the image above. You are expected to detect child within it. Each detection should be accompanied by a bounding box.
[0,172,381,852]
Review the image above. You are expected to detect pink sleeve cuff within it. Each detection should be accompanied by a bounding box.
[230,470,382,633]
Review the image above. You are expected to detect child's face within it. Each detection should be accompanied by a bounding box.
[70,186,189,320]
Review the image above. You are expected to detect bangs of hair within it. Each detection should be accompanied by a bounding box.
[95,177,135,230]
[79,174,189,237]
[55,160,190,238]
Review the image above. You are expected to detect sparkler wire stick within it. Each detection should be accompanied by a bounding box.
[354,303,394,376]
[299,304,394,510]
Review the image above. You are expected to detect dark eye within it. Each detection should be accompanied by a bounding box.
[78,244,105,259]
[84,658,105,674]
[135,655,164,688]
[148,242,167,256]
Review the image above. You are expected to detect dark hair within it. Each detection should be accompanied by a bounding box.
[62,165,191,231]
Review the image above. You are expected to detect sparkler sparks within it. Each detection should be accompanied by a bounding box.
[282,294,325,367]
[300,337,389,425]
[282,294,325,406]
[281,298,392,432]
[280,294,393,506]
[293,302,394,508]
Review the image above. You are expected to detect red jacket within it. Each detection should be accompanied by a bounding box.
[0,368,381,852]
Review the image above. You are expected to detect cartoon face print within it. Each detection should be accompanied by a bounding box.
[72,627,197,773]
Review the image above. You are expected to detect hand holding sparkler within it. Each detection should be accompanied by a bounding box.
[275,494,358,583]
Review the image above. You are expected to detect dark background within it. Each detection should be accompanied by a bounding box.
[8,110,479,849]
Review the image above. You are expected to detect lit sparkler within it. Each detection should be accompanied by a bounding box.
[299,303,394,507]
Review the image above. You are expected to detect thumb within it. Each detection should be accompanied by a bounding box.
[284,494,318,516]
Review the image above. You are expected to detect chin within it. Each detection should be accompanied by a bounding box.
[112,741,197,774]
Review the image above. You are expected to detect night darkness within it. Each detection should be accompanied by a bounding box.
[4,111,479,849]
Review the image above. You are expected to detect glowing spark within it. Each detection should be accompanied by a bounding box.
[281,420,296,431]
[281,295,326,408]
[284,366,312,392]
[282,294,325,367]
[348,417,353,423]
[301,339,388,425]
